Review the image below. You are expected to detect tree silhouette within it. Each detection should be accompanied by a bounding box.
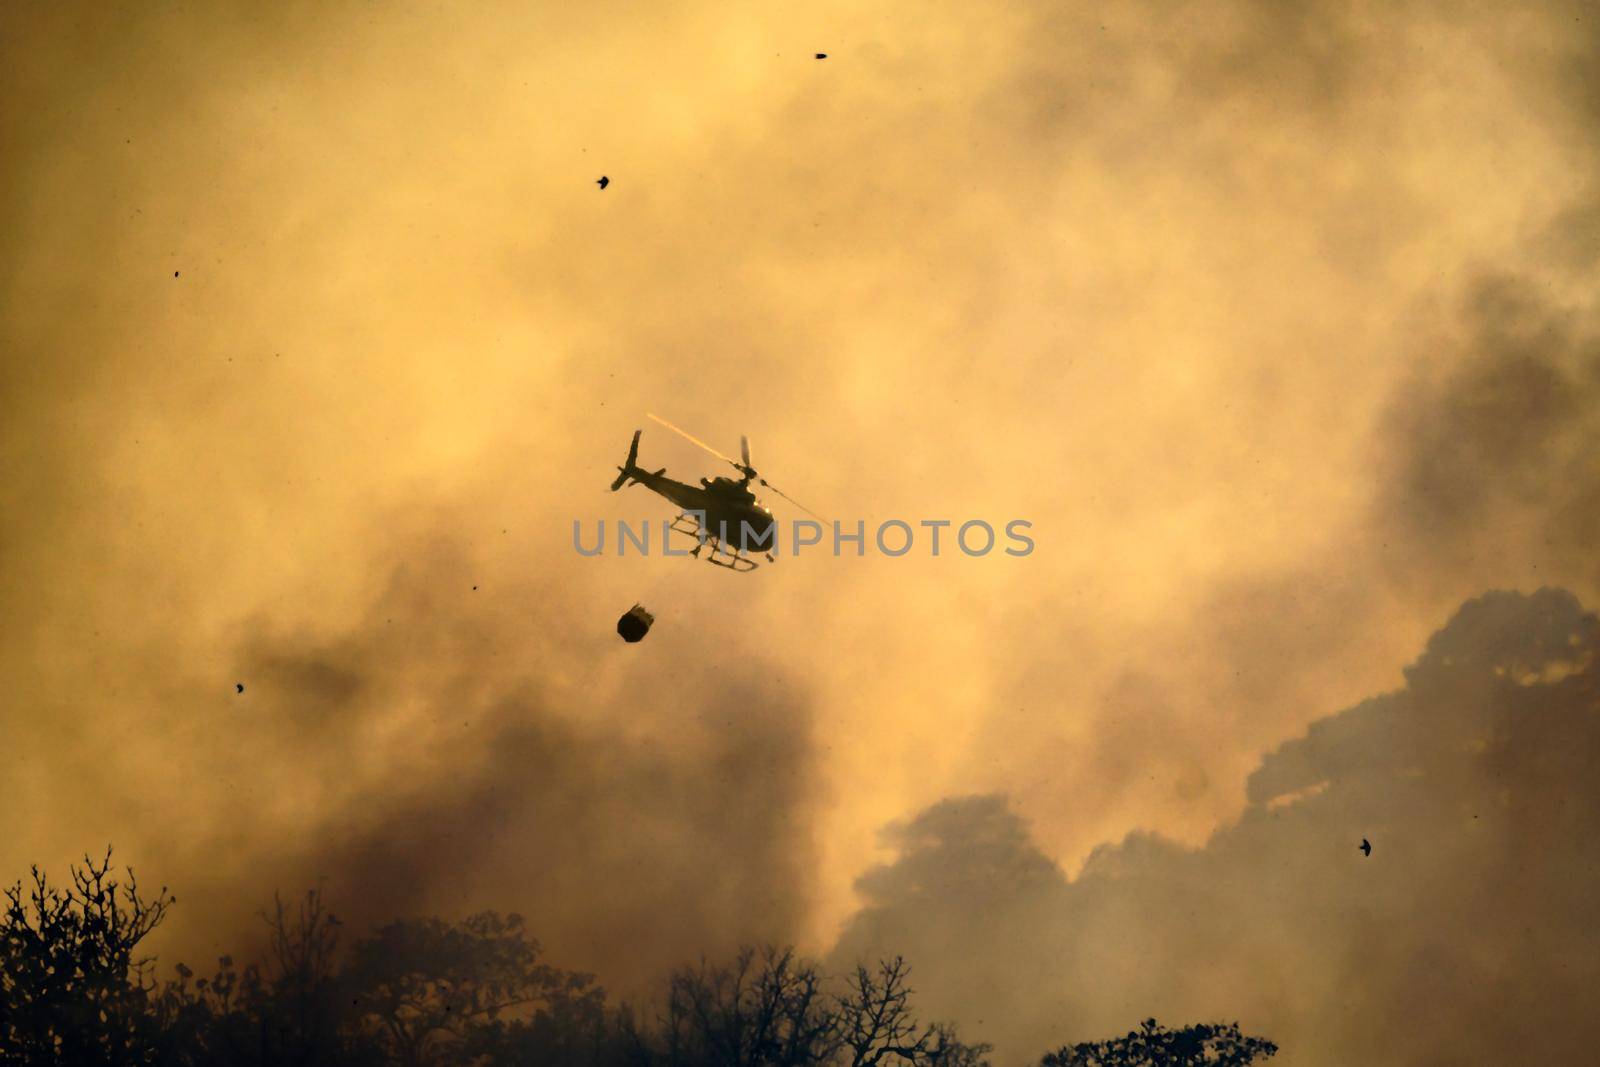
[153,888,384,1066]
[836,957,989,1067]
[638,946,989,1067]
[1,848,172,1064]
[652,944,838,1067]
[2,854,1269,1067]
[1040,1019,1277,1067]
[342,911,597,1067]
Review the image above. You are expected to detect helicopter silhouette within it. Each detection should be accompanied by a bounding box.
[609,413,817,572]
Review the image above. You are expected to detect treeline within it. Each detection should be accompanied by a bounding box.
[0,851,1276,1066]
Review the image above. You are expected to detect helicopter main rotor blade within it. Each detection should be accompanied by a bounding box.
[649,413,818,516]
[758,478,823,521]
[647,413,741,469]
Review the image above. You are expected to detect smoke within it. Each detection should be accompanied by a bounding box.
[5,0,1600,1047]
[125,516,825,995]
[1374,272,1600,595]
[832,588,1600,1064]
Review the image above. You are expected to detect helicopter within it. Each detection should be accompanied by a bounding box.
[609,413,817,572]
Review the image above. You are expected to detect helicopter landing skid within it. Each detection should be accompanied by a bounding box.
[669,514,772,573]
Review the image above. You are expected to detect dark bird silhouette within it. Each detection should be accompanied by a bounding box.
[815,52,827,59]
[235,683,244,694]
[596,175,610,190]
[1360,838,1371,856]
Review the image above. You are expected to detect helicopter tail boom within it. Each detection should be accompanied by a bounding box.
[610,429,642,491]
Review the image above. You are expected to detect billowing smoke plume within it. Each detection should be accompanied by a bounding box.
[833,588,1600,1064]
[144,521,824,996]
[5,0,1600,1048]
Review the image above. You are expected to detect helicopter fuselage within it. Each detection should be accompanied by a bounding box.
[622,469,777,553]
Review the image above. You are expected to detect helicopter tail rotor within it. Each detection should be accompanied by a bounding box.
[610,429,642,491]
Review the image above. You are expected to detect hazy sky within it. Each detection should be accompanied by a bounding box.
[4,0,1598,1057]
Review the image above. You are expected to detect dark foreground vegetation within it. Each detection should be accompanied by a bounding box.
[0,851,1276,1066]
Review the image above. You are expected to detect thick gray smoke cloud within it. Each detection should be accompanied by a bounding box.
[146,521,823,996]
[832,588,1600,1065]
[1375,271,1600,595]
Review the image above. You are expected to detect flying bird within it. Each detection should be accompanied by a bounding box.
[1359,838,1371,856]
[815,53,827,59]
[235,683,244,694]
[596,175,610,190]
